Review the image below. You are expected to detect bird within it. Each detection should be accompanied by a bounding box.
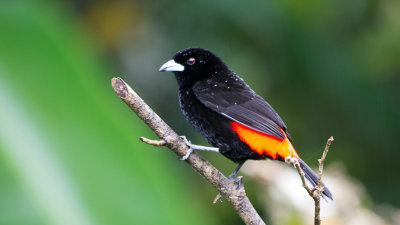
[159,47,332,199]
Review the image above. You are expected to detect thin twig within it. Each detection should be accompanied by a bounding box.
[111,77,265,225]
[318,136,334,189]
[213,193,222,204]
[139,137,167,146]
[293,159,313,194]
[292,137,334,225]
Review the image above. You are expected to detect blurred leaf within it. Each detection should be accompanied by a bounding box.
[0,2,217,225]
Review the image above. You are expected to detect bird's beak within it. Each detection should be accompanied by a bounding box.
[159,60,184,72]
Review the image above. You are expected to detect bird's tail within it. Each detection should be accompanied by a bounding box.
[297,158,333,200]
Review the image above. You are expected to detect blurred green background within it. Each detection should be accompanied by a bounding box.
[0,0,399,224]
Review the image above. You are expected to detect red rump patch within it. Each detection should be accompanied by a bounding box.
[230,121,299,159]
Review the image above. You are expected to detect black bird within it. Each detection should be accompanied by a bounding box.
[159,47,332,199]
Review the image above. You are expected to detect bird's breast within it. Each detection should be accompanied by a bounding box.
[178,88,233,146]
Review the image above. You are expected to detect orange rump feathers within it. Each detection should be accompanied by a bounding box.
[230,121,298,159]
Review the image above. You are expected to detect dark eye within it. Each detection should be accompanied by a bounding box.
[187,57,195,65]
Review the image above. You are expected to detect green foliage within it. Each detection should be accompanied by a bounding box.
[0,2,217,225]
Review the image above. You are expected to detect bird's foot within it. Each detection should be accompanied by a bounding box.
[180,135,192,146]
[179,136,194,160]
[180,148,193,161]
[228,174,243,189]
[179,136,219,160]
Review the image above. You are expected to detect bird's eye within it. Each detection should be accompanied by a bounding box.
[187,57,195,65]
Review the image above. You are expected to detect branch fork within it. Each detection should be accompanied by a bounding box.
[293,136,334,225]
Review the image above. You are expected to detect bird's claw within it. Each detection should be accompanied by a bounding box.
[228,174,243,189]
[179,148,193,160]
[180,136,192,145]
[179,136,194,160]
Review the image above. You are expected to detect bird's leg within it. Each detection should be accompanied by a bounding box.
[228,161,246,188]
[179,136,219,160]
[228,160,245,179]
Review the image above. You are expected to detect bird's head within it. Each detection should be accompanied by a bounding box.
[159,47,228,87]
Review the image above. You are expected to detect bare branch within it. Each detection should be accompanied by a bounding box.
[111,77,265,225]
[292,137,334,225]
[213,193,222,204]
[318,136,334,188]
[292,158,313,194]
[139,137,167,146]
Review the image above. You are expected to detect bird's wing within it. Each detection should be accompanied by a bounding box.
[192,77,290,140]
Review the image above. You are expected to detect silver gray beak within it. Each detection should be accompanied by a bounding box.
[159,60,184,72]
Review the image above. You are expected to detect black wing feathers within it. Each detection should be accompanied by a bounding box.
[192,76,289,140]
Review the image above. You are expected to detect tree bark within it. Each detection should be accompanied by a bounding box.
[111,77,265,225]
